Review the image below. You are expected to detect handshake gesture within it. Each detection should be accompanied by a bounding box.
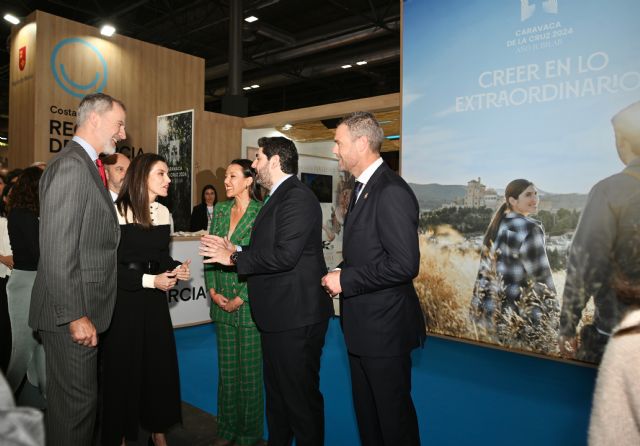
[199,234,236,265]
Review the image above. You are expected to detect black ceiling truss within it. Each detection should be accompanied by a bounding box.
[0,0,400,133]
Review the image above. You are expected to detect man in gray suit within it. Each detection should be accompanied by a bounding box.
[29,93,126,445]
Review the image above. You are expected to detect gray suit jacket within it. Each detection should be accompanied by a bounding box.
[29,141,120,333]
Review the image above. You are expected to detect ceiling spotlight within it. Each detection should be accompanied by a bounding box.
[243,86,252,91]
[341,64,352,69]
[0,136,7,141]
[3,14,20,25]
[282,124,292,130]
[251,84,260,89]
[356,61,367,66]
[100,24,116,37]
[245,16,258,23]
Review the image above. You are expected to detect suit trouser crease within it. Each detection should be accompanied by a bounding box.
[216,322,264,445]
[41,330,98,446]
[260,320,328,446]
[348,352,420,446]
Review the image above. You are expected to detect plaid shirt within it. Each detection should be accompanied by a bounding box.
[492,212,556,302]
[204,199,262,326]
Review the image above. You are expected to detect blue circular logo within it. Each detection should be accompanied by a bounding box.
[50,38,108,98]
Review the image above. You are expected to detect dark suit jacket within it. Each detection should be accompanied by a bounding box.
[236,175,334,332]
[29,141,121,333]
[340,162,425,357]
[189,203,209,232]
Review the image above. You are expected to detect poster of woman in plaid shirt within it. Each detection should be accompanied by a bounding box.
[470,179,559,353]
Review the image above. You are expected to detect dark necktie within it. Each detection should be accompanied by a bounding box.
[349,180,364,213]
[95,158,108,188]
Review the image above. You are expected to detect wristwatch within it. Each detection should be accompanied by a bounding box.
[230,251,239,265]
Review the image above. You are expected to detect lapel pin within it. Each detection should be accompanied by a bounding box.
[364,193,369,200]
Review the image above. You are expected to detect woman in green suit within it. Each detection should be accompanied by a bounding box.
[205,159,263,446]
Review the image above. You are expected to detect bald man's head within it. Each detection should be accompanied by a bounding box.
[612,101,640,165]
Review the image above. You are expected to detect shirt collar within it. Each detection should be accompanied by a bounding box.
[355,157,384,187]
[72,136,99,162]
[268,174,294,197]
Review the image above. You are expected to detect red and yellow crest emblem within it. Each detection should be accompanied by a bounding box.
[18,46,27,71]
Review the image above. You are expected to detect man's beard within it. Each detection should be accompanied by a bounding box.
[102,143,117,156]
[256,169,272,190]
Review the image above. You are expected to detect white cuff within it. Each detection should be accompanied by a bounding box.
[143,274,156,289]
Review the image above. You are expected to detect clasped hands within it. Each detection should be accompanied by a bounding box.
[154,259,192,291]
[321,270,342,297]
[199,235,235,265]
[209,289,244,312]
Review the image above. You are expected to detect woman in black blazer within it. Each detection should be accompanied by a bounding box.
[189,184,217,232]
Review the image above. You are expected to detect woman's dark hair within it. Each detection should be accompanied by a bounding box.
[201,184,218,206]
[6,168,23,184]
[229,158,261,201]
[482,179,534,248]
[117,153,167,228]
[7,166,43,216]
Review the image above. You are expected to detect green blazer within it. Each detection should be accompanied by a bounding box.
[205,199,262,326]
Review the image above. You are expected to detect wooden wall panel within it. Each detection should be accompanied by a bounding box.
[193,111,244,205]
[8,14,37,168]
[9,11,207,168]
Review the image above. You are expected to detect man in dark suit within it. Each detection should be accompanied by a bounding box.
[102,152,131,202]
[200,136,334,446]
[322,112,425,446]
[29,93,125,445]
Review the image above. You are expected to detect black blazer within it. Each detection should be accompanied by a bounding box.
[340,162,425,356]
[189,203,209,232]
[236,175,334,332]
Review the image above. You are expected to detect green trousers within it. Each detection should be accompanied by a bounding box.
[216,322,264,445]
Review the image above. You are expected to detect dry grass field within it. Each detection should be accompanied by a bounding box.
[414,228,594,360]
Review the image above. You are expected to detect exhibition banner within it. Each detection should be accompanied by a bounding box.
[298,155,350,315]
[168,238,211,327]
[298,155,349,270]
[403,0,640,362]
[157,110,194,231]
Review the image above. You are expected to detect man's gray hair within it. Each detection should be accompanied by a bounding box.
[338,111,384,153]
[76,93,126,127]
[612,100,640,157]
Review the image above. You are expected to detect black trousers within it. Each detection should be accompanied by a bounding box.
[348,352,420,446]
[260,319,328,446]
[0,276,10,373]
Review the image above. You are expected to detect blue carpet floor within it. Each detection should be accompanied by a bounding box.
[175,318,597,445]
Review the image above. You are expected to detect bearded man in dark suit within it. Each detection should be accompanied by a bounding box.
[200,136,333,446]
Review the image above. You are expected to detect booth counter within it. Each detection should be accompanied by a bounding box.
[169,236,211,327]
